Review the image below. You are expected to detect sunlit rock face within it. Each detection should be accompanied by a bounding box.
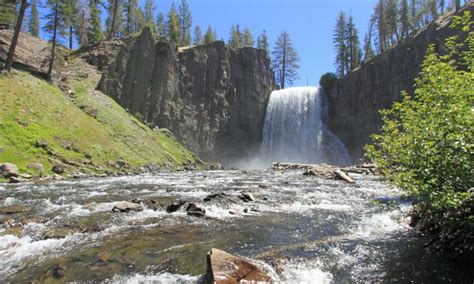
[99,27,274,164]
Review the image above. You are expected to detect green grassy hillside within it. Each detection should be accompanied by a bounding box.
[0,68,201,179]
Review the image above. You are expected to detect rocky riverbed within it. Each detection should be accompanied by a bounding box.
[0,170,471,282]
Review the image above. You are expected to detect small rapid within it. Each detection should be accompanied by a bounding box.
[260,87,351,165]
[1,171,470,282]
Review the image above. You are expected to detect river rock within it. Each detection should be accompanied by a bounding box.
[185,203,206,217]
[0,205,28,215]
[204,248,272,283]
[27,162,43,175]
[52,165,65,174]
[112,201,143,212]
[239,192,255,202]
[1,163,19,178]
[203,192,227,202]
[166,200,186,213]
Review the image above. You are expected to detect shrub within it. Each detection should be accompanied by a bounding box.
[319,72,338,93]
[365,12,474,212]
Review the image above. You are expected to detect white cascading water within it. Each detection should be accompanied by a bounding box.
[260,86,351,165]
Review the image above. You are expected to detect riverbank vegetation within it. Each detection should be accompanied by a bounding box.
[365,12,473,252]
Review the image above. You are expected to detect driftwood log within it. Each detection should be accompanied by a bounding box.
[272,162,376,184]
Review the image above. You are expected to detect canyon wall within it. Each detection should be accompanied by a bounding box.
[326,5,474,160]
[98,28,274,163]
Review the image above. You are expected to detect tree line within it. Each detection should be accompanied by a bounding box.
[1,0,302,89]
[333,0,470,77]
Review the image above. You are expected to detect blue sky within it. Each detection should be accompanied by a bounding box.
[181,0,379,86]
[37,0,379,86]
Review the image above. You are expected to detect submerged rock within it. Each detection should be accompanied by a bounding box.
[203,192,227,202]
[112,201,143,212]
[204,248,272,283]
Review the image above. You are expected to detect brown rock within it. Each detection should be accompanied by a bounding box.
[1,163,19,178]
[205,248,272,283]
[27,162,43,175]
[0,205,28,215]
[111,201,143,212]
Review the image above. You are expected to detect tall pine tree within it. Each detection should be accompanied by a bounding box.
[63,0,78,49]
[166,3,179,44]
[43,0,66,80]
[178,0,192,46]
[257,30,270,55]
[193,25,202,45]
[156,12,165,39]
[28,0,40,37]
[203,25,215,44]
[242,28,254,47]
[333,11,348,77]
[346,14,361,71]
[272,31,300,89]
[144,0,155,32]
[123,0,137,36]
[88,0,104,43]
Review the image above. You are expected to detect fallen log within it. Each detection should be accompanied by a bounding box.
[334,169,355,183]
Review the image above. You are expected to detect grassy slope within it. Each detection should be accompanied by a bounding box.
[0,69,200,177]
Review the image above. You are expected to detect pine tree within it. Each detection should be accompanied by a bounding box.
[76,8,87,46]
[144,0,155,31]
[272,31,300,89]
[346,14,361,71]
[43,0,67,80]
[386,0,399,45]
[400,0,410,39]
[123,0,137,36]
[28,0,40,37]
[0,0,17,28]
[4,0,27,72]
[88,0,104,43]
[178,0,192,46]
[203,25,215,44]
[257,30,269,54]
[376,0,387,53]
[242,28,254,47]
[363,16,376,62]
[333,11,348,77]
[166,3,179,44]
[227,25,240,48]
[428,0,438,21]
[156,12,165,39]
[63,0,78,49]
[107,0,123,39]
[193,25,202,45]
[135,6,145,32]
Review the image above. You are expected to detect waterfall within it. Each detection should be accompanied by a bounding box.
[260,87,351,165]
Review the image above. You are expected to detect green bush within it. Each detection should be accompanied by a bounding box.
[365,12,474,212]
[319,72,338,93]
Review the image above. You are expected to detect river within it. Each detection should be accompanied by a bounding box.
[0,170,471,282]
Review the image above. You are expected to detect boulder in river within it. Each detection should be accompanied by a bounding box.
[112,201,143,212]
[203,192,227,202]
[166,200,186,213]
[239,192,255,202]
[1,163,19,178]
[204,248,272,283]
[185,203,206,217]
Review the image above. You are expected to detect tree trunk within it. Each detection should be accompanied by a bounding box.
[4,0,28,72]
[69,25,73,50]
[282,39,286,89]
[109,0,119,40]
[47,1,59,82]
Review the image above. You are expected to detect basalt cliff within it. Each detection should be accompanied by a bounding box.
[98,28,274,164]
[325,4,474,160]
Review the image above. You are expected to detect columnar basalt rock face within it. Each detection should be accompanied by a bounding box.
[98,28,274,164]
[326,5,474,160]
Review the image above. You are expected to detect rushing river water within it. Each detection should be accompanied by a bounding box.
[0,170,471,283]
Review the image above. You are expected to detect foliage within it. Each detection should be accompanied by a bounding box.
[193,25,202,45]
[178,0,192,46]
[272,31,300,89]
[87,0,104,44]
[0,0,16,27]
[365,12,474,212]
[166,2,179,45]
[227,24,240,49]
[319,72,338,93]
[257,30,270,55]
[203,25,215,44]
[28,0,40,37]
[241,28,254,47]
[143,0,155,32]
